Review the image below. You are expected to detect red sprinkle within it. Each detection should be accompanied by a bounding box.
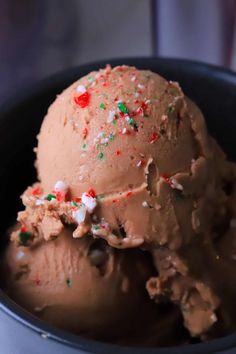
[75,197,81,203]
[74,91,90,108]
[32,186,42,196]
[83,127,88,139]
[88,188,96,198]
[20,225,27,233]
[149,132,159,144]
[115,150,122,156]
[55,191,63,202]
[126,191,133,197]
[112,199,117,203]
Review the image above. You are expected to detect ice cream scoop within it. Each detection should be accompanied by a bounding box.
[3,226,184,346]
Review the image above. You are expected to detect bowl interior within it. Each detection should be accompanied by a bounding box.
[0,57,236,353]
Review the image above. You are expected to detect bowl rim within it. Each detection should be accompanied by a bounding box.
[1,57,236,354]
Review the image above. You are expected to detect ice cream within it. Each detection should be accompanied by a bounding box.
[2,65,236,346]
[3,226,185,346]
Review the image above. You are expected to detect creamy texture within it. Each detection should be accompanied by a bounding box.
[3,65,236,346]
[3,227,185,346]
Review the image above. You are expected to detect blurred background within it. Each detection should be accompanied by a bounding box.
[0,0,236,104]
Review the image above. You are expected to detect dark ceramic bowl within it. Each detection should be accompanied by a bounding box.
[0,58,236,354]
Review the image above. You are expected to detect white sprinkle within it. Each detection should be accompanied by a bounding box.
[95,73,100,79]
[134,92,139,97]
[72,205,87,224]
[142,201,149,208]
[131,75,136,82]
[101,137,109,145]
[36,199,44,206]
[210,313,217,323]
[16,250,25,261]
[54,181,68,193]
[125,116,131,122]
[170,178,183,191]
[138,84,144,89]
[82,193,97,213]
[79,175,84,181]
[191,158,196,164]
[137,160,142,167]
[107,110,116,123]
[122,128,127,134]
[76,85,86,93]
[230,219,236,228]
[145,99,151,104]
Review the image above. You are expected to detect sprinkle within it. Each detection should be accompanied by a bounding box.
[87,76,94,83]
[122,128,127,134]
[99,103,105,110]
[71,201,78,207]
[76,85,86,93]
[54,181,67,193]
[45,194,56,201]
[66,278,72,288]
[98,152,104,160]
[72,205,87,223]
[112,119,117,125]
[36,199,44,206]
[82,143,87,150]
[19,230,31,246]
[149,132,159,144]
[107,110,116,123]
[109,133,115,141]
[32,186,42,196]
[94,225,100,230]
[142,201,149,208]
[82,192,97,212]
[115,150,121,156]
[138,84,144,89]
[118,102,128,114]
[126,191,133,197]
[74,91,90,108]
[137,159,146,167]
[82,127,88,139]
[88,188,96,198]
[16,250,26,261]
[75,197,81,203]
[170,178,184,191]
[131,75,136,82]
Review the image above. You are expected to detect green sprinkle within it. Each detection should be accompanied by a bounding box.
[168,106,175,114]
[104,143,109,147]
[19,231,31,246]
[98,152,104,160]
[96,143,100,150]
[46,194,56,201]
[112,119,117,125]
[118,102,128,113]
[96,194,105,200]
[109,133,115,141]
[99,103,105,110]
[82,143,87,150]
[94,225,100,230]
[128,118,135,126]
[88,76,94,82]
[66,278,72,288]
[71,201,78,207]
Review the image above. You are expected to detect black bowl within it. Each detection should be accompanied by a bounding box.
[0,58,236,354]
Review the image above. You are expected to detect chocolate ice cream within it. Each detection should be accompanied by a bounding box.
[2,65,236,346]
